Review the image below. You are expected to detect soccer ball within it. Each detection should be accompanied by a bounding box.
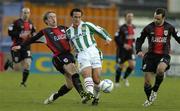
[101,79,114,93]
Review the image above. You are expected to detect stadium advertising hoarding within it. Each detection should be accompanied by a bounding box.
[31,53,143,76]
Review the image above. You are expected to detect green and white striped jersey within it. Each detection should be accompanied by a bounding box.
[66,21,112,52]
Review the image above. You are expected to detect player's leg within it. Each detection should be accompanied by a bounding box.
[20,58,31,87]
[4,59,13,70]
[90,49,104,105]
[63,62,88,98]
[91,67,102,105]
[53,53,91,100]
[115,53,125,87]
[64,64,94,104]
[144,72,153,100]
[153,61,168,92]
[142,53,156,107]
[4,50,20,70]
[123,59,135,87]
[80,67,95,104]
[77,52,94,95]
[115,63,124,87]
[149,60,169,102]
[44,73,73,104]
[143,72,154,107]
[20,50,32,87]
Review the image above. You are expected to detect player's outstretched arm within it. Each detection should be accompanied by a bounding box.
[171,26,180,44]
[86,22,112,42]
[21,30,44,47]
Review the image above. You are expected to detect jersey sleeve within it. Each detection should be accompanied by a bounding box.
[114,26,125,48]
[31,24,36,36]
[85,22,112,41]
[65,28,71,40]
[171,25,180,44]
[135,26,148,53]
[8,20,20,39]
[21,30,44,47]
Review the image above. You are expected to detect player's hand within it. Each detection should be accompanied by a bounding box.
[12,46,21,51]
[137,51,144,58]
[124,44,132,50]
[105,40,111,45]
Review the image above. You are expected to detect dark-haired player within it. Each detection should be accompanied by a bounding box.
[136,8,180,107]
[114,12,135,87]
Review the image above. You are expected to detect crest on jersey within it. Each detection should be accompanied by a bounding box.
[61,29,65,33]
[63,58,68,63]
[177,31,180,37]
[164,30,168,36]
[29,24,33,29]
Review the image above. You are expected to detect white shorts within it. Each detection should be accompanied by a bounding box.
[77,45,102,72]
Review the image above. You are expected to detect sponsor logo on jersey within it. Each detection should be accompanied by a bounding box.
[164,30,168,36]
[151,36,167,43]
[71,33,85,40]
[53,34,67,41]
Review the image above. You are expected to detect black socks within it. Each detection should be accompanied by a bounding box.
[123,67,133,79]
[53,84,71,100]
[153,75,164,92]
[22,69,29,84]
[71,73,84,96]
[115,67,122,83]
[144,83,152,100]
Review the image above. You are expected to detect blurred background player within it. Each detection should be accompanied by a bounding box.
[66,8,112,105]
[12,11,93,104]
[114,12,135,87]
[136,8,180,107]
[4,7,36,87]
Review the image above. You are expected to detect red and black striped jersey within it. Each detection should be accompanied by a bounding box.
[8,18,36,50]
[136,21,180,55]
[21,25,70,56]
[114,24,135,50]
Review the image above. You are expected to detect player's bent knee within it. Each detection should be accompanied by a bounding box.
[64,63,77,75]
[157,67,166,74]
[23,59,32,70]
[66,83,73,89]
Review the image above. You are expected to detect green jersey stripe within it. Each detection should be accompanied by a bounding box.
[82,24,90,48]
[74,28,83,51]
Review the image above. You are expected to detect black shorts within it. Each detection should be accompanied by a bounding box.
[11,49,31,63]
[142,52,171,73]
[117,50,135,64]
[52,52,75,74]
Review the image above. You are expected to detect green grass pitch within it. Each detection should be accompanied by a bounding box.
[0,71,180,111]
